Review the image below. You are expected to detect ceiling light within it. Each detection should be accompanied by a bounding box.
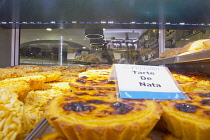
[46,28,52,31]
[85,29,104,39]
[101,21,106,24]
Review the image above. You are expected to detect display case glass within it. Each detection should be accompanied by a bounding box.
[1,0,210,140]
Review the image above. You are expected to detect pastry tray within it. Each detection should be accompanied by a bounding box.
[25,118,164,140]
[149,49,210,65]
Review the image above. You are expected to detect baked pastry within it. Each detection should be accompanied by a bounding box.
[160,39,210,58]
[23,71,62,82]
[36,132,66,140]
[160,48,181,58]
[0,75,47,100]
[178,39,209,55]
[0,89,24,140]
[0,68,24,81]
[40,82,71,93]
[160,99,210,140]
[22,89,64,138]
[36,131,153,140]
[79,70,111,79]
[45,92,162,140]
[87,64,112,71]
[10,65,42,73]
[202,39,210,50]
[69,76,116,91]
[159,71,210,140]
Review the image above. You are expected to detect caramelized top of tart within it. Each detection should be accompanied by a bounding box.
[69,76,116,90]
[45,92,162,126]
[161,100,210,121]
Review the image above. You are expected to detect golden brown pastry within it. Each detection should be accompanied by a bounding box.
[69,76,116,91]
[36,132,66,140]
[45,92,162,140]
[160,99,210,140]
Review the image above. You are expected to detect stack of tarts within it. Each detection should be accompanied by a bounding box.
[44,64,162,140]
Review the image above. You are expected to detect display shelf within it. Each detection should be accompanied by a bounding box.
[149,50,210,65]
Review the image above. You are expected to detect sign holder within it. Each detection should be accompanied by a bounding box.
[110,64,187,100]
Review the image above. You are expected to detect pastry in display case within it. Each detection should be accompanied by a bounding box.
[74,51,101,64]
[0,65,88,139]
[45,91,162,140]
[1,1,210,139]
[1,62,210,140]
[160,39,210,58]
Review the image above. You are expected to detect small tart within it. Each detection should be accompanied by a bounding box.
[69,76,116,91]
[45,93,162,140]
[160,100,210,140]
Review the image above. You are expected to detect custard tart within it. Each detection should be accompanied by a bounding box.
[160,99,210,140]
[45,92,162,140]
[69,76,116,91]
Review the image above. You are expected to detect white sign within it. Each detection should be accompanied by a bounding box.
[110,64,185,99]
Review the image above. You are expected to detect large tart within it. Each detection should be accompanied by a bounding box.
[45,92,162,140]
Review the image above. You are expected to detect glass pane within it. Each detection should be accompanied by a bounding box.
[138,29,159,64]
[20,28,154,66]
[162,30,210,58]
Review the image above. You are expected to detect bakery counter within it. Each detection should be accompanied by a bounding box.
[149,49,210,66]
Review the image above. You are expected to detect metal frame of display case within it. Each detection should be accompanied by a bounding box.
[149,50,210,75]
